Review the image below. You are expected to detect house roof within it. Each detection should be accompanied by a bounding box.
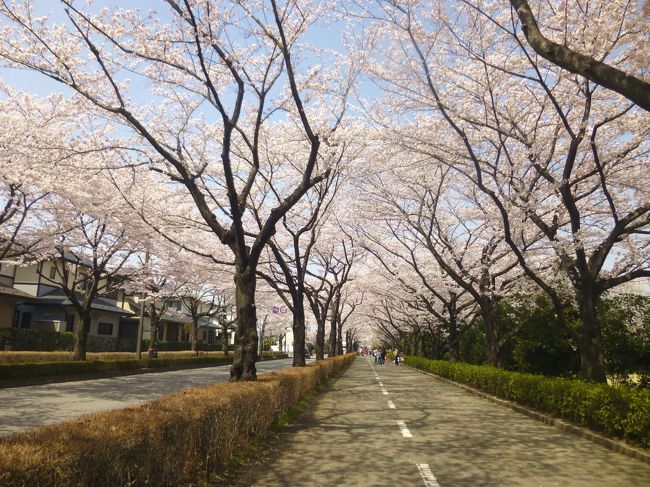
[0,286,40,301]
[32,288,135,316]
[198,316,220,329]
[160,312,190,324]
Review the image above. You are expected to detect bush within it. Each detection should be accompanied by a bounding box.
[0,351,289,381]
[0,356,233,381]
[260,351,289,360]
[0,328,76,351]
[0,353,356,486]
[406,356,650,449]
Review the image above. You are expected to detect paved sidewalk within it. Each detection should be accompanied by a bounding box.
[244,357,650,486]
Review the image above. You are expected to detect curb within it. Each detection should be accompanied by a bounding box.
[408,365,650,465]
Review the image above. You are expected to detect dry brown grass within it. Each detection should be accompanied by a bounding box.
[0,353,355,486]
[0,350,226,364]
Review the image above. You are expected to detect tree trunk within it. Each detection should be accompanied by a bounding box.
[345,330,354,353]
[292,293,306,367]
[448,314,460,361]
[327,321,337,357]
[482,300,501,368]
[336,318,344,355]
[222,322,229,357]
[316,316,326,360]
[415,332,423,356]
[409,333,416,356]
[191,319,199,356]
[577,287,607,382]
[327,296,339,357]
[230,268,258,381]
[73,313,91,361]
[150,320,160,347]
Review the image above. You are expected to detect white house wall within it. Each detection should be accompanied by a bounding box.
[89,314,120,338]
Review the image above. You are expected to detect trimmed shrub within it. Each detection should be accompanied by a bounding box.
[0,353,356,486]
[406,356,650,449]
[260,351,289,360]
[0,352,289,382]
[0,356,232,381]
[0,328,75,351]
[0,351,229,364]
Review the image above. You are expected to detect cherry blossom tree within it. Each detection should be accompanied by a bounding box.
[507,0,650,111]
[255,168,343,365]
[0,1,354,380]
[361,155,526,366]
[356,0,650,381]
[0,86,71,261]
[37,194,145,360]
[178,278,221,355]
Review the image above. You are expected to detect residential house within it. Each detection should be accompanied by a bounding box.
[1,255,236,352]
[118,295,234,349]
[5,256,134,343]
[0,263,39,329]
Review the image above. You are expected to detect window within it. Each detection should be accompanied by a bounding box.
[78,275,89,292]
[98,322,113,335]
[166,300,182,311]
[20,312,32,329]
[49,266,56,280]
[65,313,75,332]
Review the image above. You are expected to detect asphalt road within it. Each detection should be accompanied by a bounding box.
[242,356,650,487]
[0,358,305,437]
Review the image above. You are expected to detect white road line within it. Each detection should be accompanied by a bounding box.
[382,388,388,395]
[416,463,440,487]
[396,420,412,438]
[378,381,384,387]
[387,400,396,409]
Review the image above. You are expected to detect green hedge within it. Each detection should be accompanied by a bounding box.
[143,340,224,352]
[0,353,289,381]
[0,328,76,351]
[0,357,234,381]
[406,356,650,449]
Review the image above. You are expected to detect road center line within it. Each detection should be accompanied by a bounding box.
[381,388,388,395]
[378,381,384,387]
[416,463,440,486]
[396,420,412,438]
[387,400,396,409]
